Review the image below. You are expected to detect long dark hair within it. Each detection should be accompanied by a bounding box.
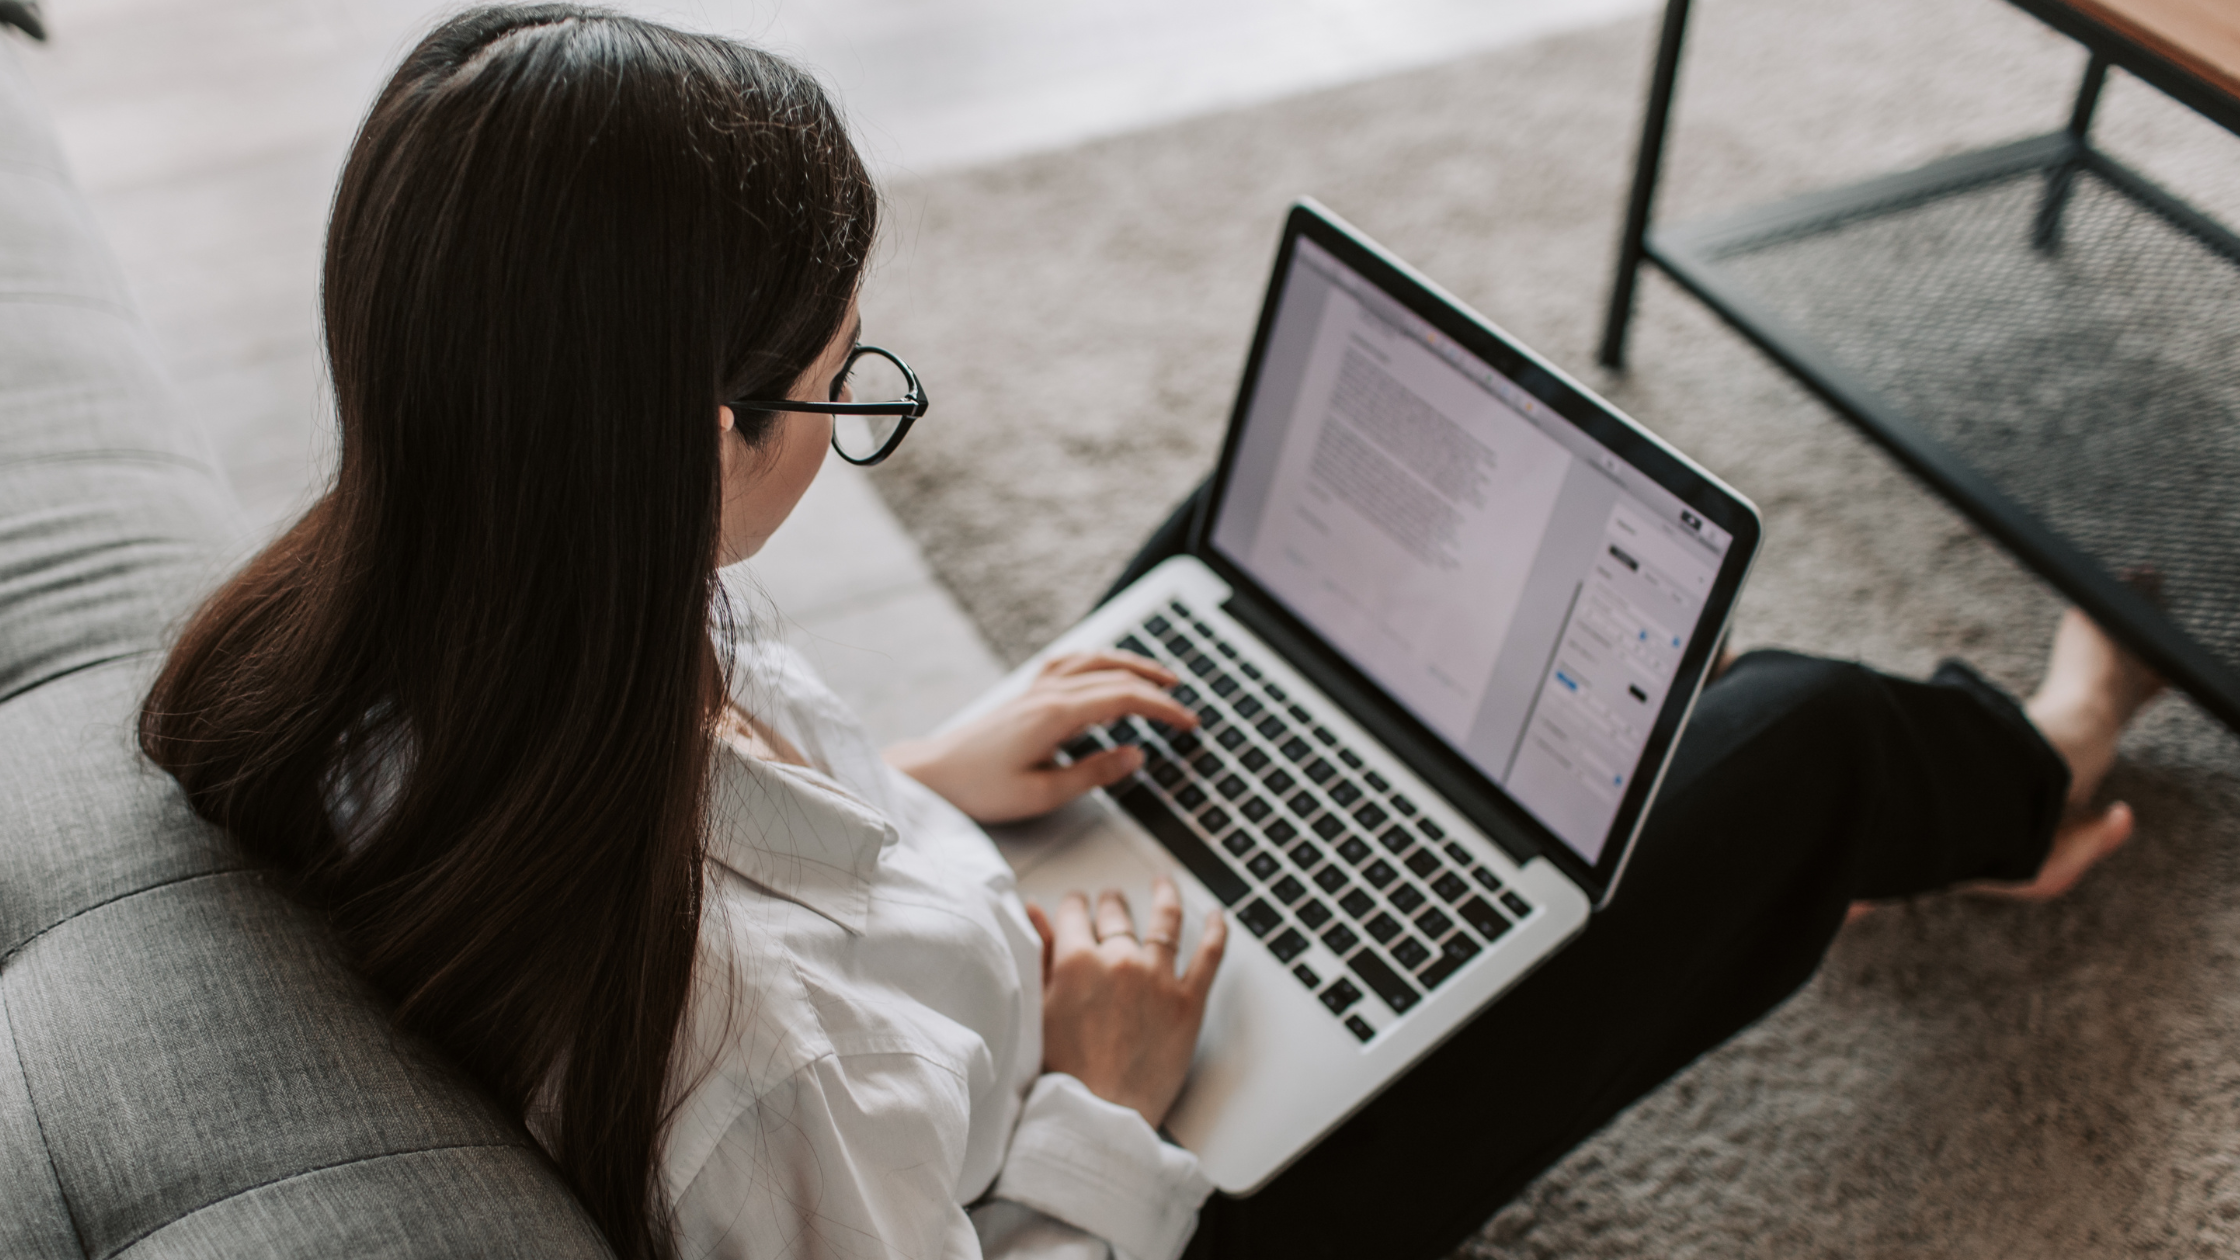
[140,8,876,1256]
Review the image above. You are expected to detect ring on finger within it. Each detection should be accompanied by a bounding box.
[1141,934,1177,949]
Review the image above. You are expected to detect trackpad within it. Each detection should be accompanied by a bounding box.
[994,794,1215,961]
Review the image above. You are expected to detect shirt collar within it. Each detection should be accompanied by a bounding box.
[704,742,896,935]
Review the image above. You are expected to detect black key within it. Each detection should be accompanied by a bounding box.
[1415,908,1454,939]
[1472,866,1503,891]
[1297,899,1333,929]
[1256,715,1287,741]
[1320,977,1363,1015]
[1328,780,1363,807]
[1338,749,1364,770]
[1390,937,1432,970]
[1211,674,1240,698]
[1240,662,1262,680]
[1502,891,1535,917]
[1362,860,1398,889]
[1193,620,1215,638]
[1345,1013,1377,1042]
[1171,683,1200,706]
[1144,615,1171,636]
[1404,849,1442,878]
[1287,704,1313,725]
[1336,836,1373,865]
[1293,962,1321,989]
[1238,898,1282,936]
[1234,695,1263,720]
[1443,842,1474,867]
[1303,758,1336,784]
[1216,773,1247,799]
[1268,927,1309,962]
[1287,840,1323,871]
[1313,726,1338,746]
[1191,753,1222,778]
[1163,632,1193,656]
[1245,851,1280,880]
[1105,718,1142,746]
[1271,875,1306,905]
[1353,802,1388,830]
[1216,726,1247,751]
[1457,896,1512,942]
[1061,732,1106,761]
[1187,653,1217,677]
[1311,814,1346,840]
[1363,912,1401,943]
[1117,634,1152,657]
[1167,732,1202,757]
[1347,949,1420,1014]
[1388,884,1427,914]
[1150,759,1185,788]
[1240,796,1273,822]
[1240,747,1271,773]
[1379,825,1415,854]
[1281,736,1314,762]
[1364,770,1391,791]
[1264,682,1288,702]
[1169,599,1193,618]
[1388,791,1416,816]
[1418,932,1481,988]
[1173,784,1209,812]
[1292,792,1324,819]
[1433,872,1471,902]
[1264,818,1298,845]
[1199,805,1232,833]
[1418,819,1446,841]
[1215,642,1238,659]
[1322,923,1361,955]
[1263,769,1296,795]
[1338,888,1375,918]
[1313,865,1348,893]
[1111,785,1248,905]
[1196,704,1222,727]
[1221,831,1254,856]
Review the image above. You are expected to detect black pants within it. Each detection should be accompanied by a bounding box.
[1109,487,2073,1260]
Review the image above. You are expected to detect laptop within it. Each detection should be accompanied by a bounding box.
[948,200,1761,1193]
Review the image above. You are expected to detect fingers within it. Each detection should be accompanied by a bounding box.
[1052,892,1098,956]
[1026,744,1144,817]
[1095,889,1137,944]
[1182,908,1228,1000]
[1146,877,1184,958]
[1044,678,1198,739]
[1026,902,1057,982]
[1040,649,1178,688]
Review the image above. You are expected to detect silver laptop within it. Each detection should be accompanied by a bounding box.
[948,201,1761,1193]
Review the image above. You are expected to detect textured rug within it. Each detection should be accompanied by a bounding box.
[860,0,2240,1255]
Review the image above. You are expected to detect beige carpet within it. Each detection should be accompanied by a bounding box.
[861,0,2240,1254]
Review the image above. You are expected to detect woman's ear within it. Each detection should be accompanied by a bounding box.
[718,404,735,434]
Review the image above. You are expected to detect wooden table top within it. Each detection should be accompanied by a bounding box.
[2061,0,2240,105]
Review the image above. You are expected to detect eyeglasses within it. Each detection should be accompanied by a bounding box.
[728,344,928,467]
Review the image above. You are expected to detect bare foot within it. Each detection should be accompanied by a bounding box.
[1849,609,2162,917]
[1975,609,2161,901]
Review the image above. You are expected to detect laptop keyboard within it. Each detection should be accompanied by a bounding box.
[1061,599,1537,1044]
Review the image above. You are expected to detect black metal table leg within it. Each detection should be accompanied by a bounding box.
[2033,52,2110,252]
[1599,0,1695,370]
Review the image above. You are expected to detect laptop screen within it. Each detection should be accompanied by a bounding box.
[1209,235,1735,867]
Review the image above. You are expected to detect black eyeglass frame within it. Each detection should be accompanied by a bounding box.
[728,344,929,466]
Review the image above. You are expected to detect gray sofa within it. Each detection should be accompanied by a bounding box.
[0,39,611,1257]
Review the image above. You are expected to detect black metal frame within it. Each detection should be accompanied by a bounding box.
[729,343,929,466]
[1598,0,2240,733]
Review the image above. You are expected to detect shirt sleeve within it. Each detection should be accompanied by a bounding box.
[984,1073,1216,1260]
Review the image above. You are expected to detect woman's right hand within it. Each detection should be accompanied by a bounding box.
[1027,876,1227,1128]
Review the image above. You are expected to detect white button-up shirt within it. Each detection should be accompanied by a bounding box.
[664,637,1215,1260]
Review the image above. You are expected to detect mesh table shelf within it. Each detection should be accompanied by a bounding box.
[1602,0,2240,731]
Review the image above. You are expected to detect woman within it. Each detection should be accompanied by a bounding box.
[139,7,2158,1260]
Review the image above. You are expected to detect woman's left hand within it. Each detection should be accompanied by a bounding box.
[885,650,1199,823]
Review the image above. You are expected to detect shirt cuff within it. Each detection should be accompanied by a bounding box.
[992,1073,1216,1260]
